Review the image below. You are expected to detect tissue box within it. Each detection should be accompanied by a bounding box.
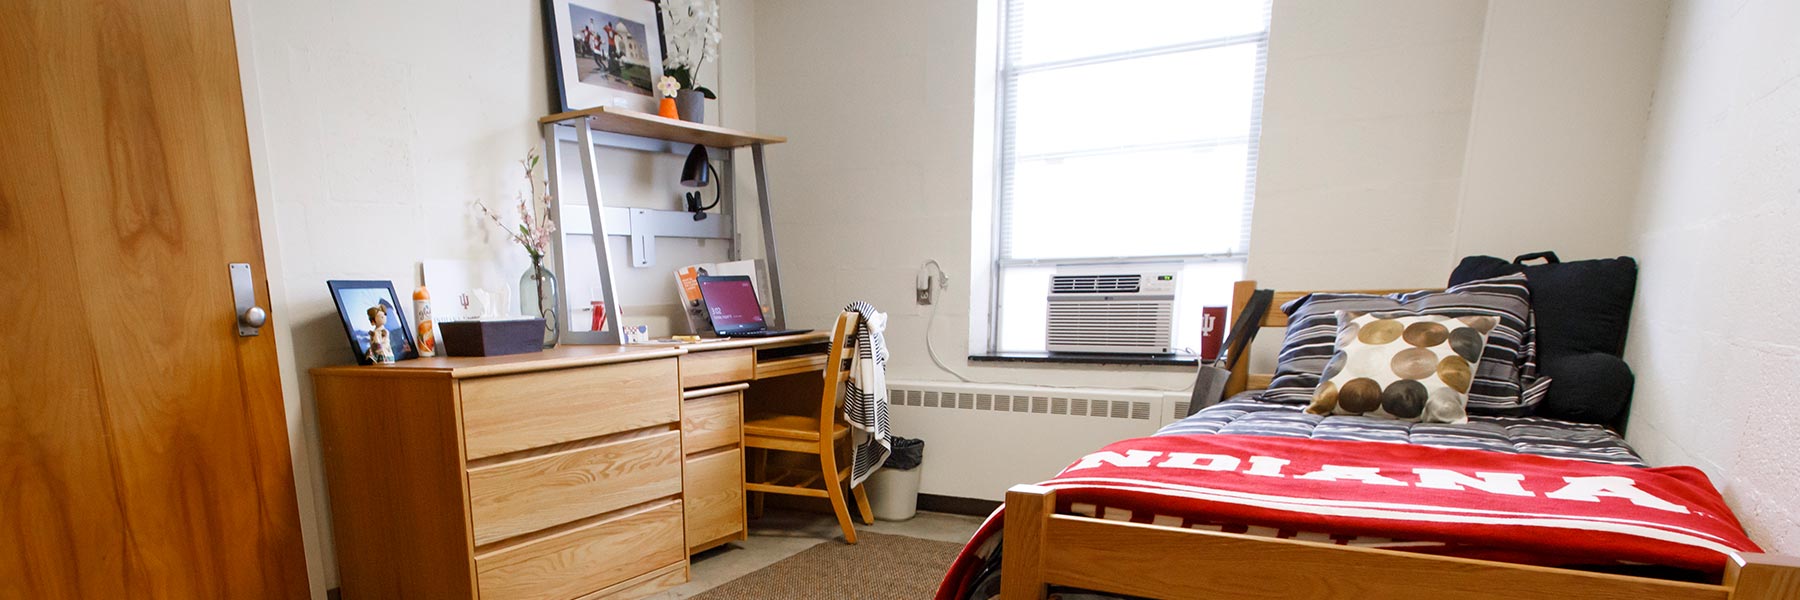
[439,318,546,357]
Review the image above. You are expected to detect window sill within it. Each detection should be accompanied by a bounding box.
[968,352,1200,368]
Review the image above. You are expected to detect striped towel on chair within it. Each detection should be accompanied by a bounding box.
[842,301,891,487]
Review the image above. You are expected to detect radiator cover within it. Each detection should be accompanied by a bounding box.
[883,380,1188,501]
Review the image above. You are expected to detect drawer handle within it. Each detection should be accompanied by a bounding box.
[686,445,740,461]
[466,426,679,471]
[683,382,749,399]
[473,498,681,560]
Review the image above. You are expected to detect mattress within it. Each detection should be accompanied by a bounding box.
[1157,393,1645,467]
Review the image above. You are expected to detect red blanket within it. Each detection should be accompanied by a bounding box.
[936,434,1760,600]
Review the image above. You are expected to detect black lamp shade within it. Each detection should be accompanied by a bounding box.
[680,145,710,188]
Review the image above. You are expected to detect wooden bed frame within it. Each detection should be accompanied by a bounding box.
[997,281,1800,600]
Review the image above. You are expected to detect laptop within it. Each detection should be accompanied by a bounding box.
[696,275,812,338]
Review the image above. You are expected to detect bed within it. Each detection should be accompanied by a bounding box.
[938,281,1800,600]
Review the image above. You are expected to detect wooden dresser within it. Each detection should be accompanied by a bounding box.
[313,346,692,600]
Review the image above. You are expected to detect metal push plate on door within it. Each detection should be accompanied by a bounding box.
[230,263,266,337]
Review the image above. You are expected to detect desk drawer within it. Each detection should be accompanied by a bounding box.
[476,501,685,600]
[680,348,754,388]
[461,358,679,460]
[468,429,682,546]
[572,562,686,600]
[684,448,744,549]
[682,388,742,454]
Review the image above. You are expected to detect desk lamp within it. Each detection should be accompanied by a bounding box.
[681,144,720,221]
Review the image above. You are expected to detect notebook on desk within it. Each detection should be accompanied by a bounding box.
[696,275,811,338]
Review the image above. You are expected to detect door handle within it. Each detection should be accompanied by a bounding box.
[230,263,266,336]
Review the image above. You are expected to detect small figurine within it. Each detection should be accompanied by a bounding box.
[413,286,437,357]
[366,305,396,364]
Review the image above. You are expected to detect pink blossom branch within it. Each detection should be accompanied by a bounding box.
[475,148,558,260]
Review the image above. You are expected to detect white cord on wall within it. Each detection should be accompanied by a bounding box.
[918,260,1195,393]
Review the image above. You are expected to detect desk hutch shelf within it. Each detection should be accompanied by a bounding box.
[538,106,789,344]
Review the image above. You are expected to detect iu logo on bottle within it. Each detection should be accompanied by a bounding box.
[1199,306,1227,359]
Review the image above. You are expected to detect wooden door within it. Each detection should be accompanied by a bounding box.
[0,0,310,598]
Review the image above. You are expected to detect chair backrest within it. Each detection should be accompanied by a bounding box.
[1223,280,1441,396]
[818,311,861,439]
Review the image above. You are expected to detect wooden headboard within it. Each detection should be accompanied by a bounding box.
[1221,280,1442,396]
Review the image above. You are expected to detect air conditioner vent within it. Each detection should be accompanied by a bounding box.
[1050,274,1142,294]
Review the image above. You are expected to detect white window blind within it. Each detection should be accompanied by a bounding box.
[991,0,1270,353]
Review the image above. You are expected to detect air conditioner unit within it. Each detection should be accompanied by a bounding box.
[1045,269,1178,354]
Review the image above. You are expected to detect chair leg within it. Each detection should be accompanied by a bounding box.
[852,483,875,525]
[819,446,857,544]
[749,448,767,520]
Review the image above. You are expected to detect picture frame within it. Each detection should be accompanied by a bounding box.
[327,280,419,365]
[543,0,666,113]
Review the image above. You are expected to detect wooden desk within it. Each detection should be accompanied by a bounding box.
[311,336,830,599]
[669,333,830,554]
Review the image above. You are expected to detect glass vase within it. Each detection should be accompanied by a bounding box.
[519,259,558,347]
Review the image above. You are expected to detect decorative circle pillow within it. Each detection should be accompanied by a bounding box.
[1263,273,1548,416]
[1307,311,1499,423]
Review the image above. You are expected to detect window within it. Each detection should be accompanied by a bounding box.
[988,0,1270,354]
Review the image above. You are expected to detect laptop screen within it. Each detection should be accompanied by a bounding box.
[697,275,766,334]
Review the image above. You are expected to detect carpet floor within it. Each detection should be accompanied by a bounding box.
[689,532,963,600]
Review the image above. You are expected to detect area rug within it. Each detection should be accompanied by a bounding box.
[691,533,963,600]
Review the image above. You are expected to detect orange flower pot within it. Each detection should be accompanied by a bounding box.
[658,97,679,119]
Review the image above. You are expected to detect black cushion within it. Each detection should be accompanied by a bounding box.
[1537,353,1634,425]
[1448,252,1638,361]
[1449,255,1523,285]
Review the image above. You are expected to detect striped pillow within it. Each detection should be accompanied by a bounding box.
[1262,274,1549,415]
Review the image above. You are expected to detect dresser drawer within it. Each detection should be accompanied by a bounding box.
[468,429,682,547]
[572,562,686,600]
[684,448,744,549]
[681,387,742,454]
[679,348,754,388]
[476,501,686,600]
[460,358,679,460]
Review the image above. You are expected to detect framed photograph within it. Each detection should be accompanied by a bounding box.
[327,280,419,365]
[544,0,665,113]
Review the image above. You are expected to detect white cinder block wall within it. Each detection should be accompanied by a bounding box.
[1452,0,1669,262]
[1624,0,1800,554]
[1248,0,1491,290]
[1249,0,1669,291]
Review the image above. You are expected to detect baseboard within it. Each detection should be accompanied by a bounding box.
[916,493,1001,517]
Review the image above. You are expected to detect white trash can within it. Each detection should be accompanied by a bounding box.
[867,465,922,521]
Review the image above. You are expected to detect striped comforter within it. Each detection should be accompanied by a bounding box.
[1161,393,1644,467]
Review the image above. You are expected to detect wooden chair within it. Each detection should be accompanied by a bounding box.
[742,311,876,543]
